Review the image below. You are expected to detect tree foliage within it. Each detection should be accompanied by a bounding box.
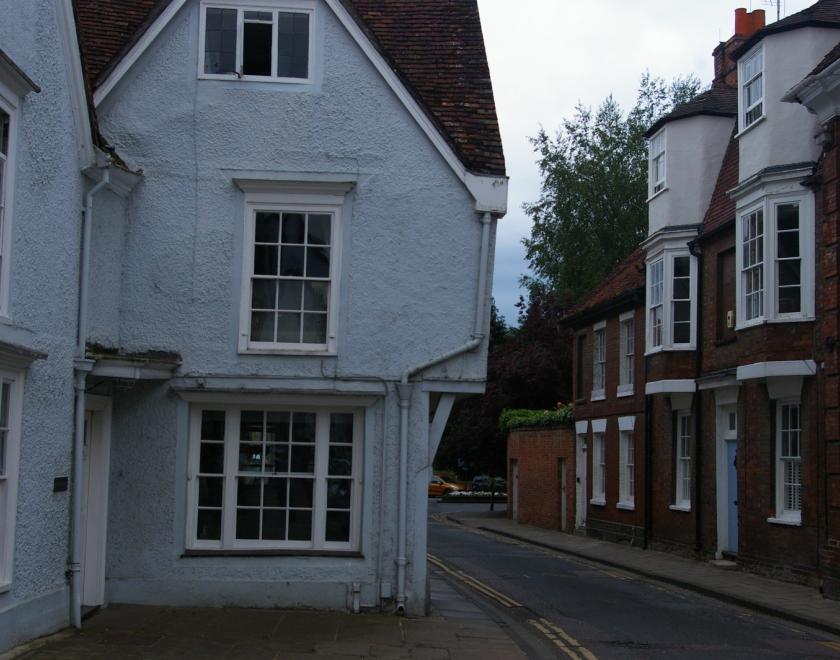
[522,72,702,300]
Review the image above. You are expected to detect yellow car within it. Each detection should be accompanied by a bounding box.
[428,476,461,498]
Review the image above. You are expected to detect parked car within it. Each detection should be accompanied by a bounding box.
[470,475,507,493]
[429,476,462,498]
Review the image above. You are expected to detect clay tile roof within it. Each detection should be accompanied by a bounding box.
[564,247,646,323]
[699,127,739,237]
[733,0,840,59]
[644,86,737,138]
[73,0,505,176]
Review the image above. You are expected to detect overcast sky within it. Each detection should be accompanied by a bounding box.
[477,0,813,325]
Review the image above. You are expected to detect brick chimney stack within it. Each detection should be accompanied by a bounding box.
[712,8,766,88]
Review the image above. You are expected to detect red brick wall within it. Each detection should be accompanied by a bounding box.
[507,427,576,532]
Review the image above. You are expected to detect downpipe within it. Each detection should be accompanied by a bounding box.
[393,212,492,615]
[70,170,109,629]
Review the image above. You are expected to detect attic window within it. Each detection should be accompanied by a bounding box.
[649,130,666,196]
[201,4,312,81]
[740,48,763,130]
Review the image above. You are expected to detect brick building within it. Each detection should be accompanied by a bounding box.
[566,1,840,598]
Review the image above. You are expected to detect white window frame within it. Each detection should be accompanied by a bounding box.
[672,412,692,511]
[237,184,345,355]
[617,311,634,397]
[648,258,664,350]
[590,432,605,505]
[738,46,764,133]
[591,321,606,401]
[648,129,666,197]
[186,403,364,552]
[198,0,316,84]
[0,369,24,591]
[0,85,19,319]
[772,399,802,525]
[735,192,815,329]
[618,430,634,509]
[646,250,697,353]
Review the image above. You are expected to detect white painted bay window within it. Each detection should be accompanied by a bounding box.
[773,401,802,524]
[591,322,606,401]
[0,371,23,588]
[740,48,763,131]
[673,412,691,511]
[591,433,605,505]
[649,129,666,196]
[618,312,634,396]
[646,251,695,352]
[736,195,813,327]
[200,2,313,81]
[188,406,362,551]
[618,431,634,509]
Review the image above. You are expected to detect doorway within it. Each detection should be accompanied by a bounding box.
[81,396,112,608]
[575,435,587,530]
[715,403,738,557]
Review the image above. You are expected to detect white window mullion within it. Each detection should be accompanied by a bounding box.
[312,411,328,547]
[270,10,279,78]
[235,8,244,76]
[222,408,239,547]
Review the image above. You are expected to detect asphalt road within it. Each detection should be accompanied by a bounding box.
[427,502,840,659]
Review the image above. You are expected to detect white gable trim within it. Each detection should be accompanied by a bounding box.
[90,0,507,213]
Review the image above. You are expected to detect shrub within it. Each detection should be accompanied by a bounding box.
[498,403,574,433]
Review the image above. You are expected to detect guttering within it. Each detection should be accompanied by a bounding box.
[69,168,109,630]
[393,211,492,614]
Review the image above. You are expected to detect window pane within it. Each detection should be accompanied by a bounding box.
[303,282,328,311]
[236,509,260,539]
[198,477,223,507]
[204,7,237,74]
[307,214,331,245]
[262,509,286,540]
[239,443,263,472]
[265,444,289,473]
[282,213,306,243]
[779,287,801,314]
[673,278,690,300]
[200,443,224,474]
[237,476,261,506]
[277,281,303,311]
[302,313,327,344]
[244,11,272,21]
[255,212,280,243]
[292,413,316,443]
[673,322,691,344]
[276,312,301,342]
[779,260,801,286]
[674,256,689,278]
[266,411,290,443]
[673,301,691,323]
[254,245,278,276]
[777,232,799,259]
[328,445,353,476]
[280,246,305,277]
[263,477,287,507]
[250,312,275,342]
[240,411,263,441]
[0,110,8,155]
[197,509,221,541]
[326,511,350,542]
[777,204,799,231]
[330,413,354,444]
[306,247,330,278]
[251,279,276,310]
[288,510,312,541]
[290,444,315,473]
[277,12,309,78]
[201,410,225,441]
[289,478,313,507]
[243,22,273,76]
[327,479,351,509]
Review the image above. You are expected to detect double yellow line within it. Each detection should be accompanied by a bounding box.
[427,553,522,608]
[528,617,598,660]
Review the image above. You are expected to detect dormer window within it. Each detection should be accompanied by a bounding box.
[740,48,763,130]
[649,130,666,196]
[200,3,312,82]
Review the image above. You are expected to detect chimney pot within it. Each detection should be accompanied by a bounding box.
[734,7,749,34]
[751,9,766,32]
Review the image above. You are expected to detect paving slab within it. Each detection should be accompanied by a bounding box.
[448,511,840,638]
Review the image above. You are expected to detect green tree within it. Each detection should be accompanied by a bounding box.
[523,72,702,301]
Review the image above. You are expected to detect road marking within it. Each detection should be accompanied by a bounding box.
[538,618,599,660]
[821,641,840,653]
[427,554,522,608]
[527,618,598,660]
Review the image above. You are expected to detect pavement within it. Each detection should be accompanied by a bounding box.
[446,510,840,638]
[2,571,528,660]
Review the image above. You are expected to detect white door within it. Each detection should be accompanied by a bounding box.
[575,435,587,529]
[511,461,519,521]
[81,398,112,608]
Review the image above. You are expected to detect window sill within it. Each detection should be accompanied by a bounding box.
[239,347,337,357]
[767,516,801,527]
[198,74,313,85]
[646,186,669,203]
[736,316,815,331]
[735,114,766,139]
[616,501,635,511]
[616,386,634,398]
[669,504,691,513]
[590,498,606,507]
[182,549,363,558]
[590,390,605,402]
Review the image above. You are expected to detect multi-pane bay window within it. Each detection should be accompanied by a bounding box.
[238,185,344,354]
[740,48,763,130]
[774,401,802,524]
[646,252,695,352]
[673,413,691,510]
[0,371,22,587]
[591,433,605,504]
[649,130,666,196]
[618,312,634,396]
[188,406,362,550]
[200,3,313,81]
[618,431,634,508]
[591,322,606,400]
[736,196,813,327]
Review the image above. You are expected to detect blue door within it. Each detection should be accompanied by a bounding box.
[726,439,738,553]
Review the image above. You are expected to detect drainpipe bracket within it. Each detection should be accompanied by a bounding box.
[73,358,95,373]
